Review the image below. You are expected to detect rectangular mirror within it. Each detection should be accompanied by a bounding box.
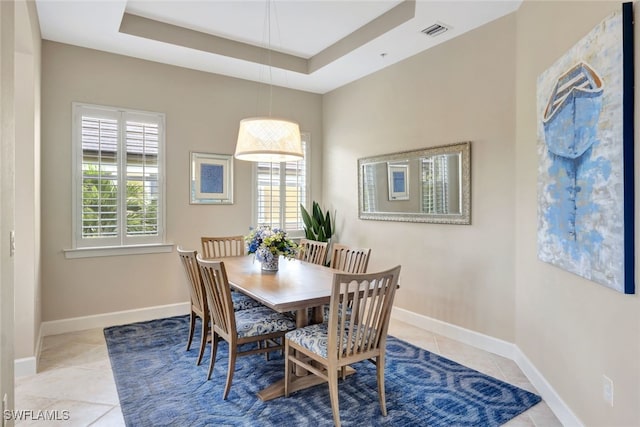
[358,142,471,224]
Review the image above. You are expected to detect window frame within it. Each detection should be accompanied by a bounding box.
[251,132,310,238]
[68,102,169,257]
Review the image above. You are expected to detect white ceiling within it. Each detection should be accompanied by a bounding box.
[35,0,521,94]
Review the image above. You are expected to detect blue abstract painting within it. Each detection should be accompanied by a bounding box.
[190,152,233,204]
[392,171,406,193]
[200,164,223,194]
[537,5,634,294]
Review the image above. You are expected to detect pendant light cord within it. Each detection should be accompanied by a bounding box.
[266,0,273,117]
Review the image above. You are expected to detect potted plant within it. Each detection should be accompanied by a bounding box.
[300,201,335,243]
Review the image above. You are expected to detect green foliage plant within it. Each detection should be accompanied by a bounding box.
[300,201,335,243]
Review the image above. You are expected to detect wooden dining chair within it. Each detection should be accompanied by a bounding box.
[284,265,401,427]
[320,243,372,322]
[177,247,210,366]
[178,247,264,366]
[297,238,328,266]
[201,235,245,259]
[197,256,297,399]
[329,243,371,274]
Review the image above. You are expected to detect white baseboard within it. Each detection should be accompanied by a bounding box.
[391,306,517,359]
[514,348,583,426]
[15,303,190,378]
[40,302,190,337]
[391,307,583,427]
[14,356,37,377]
[14,324,44,378]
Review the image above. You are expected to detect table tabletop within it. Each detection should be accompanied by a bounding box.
[221,255,338,314]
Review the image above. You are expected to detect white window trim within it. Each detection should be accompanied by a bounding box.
[69,102,168,256]
[251,132,310,238]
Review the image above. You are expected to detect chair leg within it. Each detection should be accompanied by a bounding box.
[207,331,219,380]
[376,354,387,416]
[263,340,271,361]
[284,341,291,397]
[196,318,208,366]
[328,366,341,427]
[186,311,196,351]
[222,347,237,400]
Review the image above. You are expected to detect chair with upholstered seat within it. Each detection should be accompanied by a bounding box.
[178,248,263,366]
[297,239,328,266]
[284,265,401,427]
[177,247,210,366]
[200,235,262,309]
[329,243,371,273]
[319,243,372,322]
[201,235,245,259]
[197,256,297,399]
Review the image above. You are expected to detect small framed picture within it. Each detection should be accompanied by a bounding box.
[190,152,233,204]
[387,162,409,200]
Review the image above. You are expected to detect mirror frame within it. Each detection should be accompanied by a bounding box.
[358,141,471,224]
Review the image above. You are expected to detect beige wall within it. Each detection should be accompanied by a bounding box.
[325,1,640,425]
[27,2,640,424]
[40,42,323,321]
[14,0,42,363]
[323,14,517,341]
[0,0,16,417]
[515,1,640,425]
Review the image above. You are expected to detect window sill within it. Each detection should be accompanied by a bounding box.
[63,243,174,259]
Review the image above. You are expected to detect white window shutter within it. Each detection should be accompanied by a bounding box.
[72,103,165,249]
[254,134,309,233]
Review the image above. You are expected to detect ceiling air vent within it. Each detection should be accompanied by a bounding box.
[421,23,449,37]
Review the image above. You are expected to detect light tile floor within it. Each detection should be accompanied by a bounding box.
[14,318,562,426]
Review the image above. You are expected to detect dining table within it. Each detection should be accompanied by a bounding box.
[220,254,349,401]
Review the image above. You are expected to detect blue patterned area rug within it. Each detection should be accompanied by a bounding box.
[104,315,541,426]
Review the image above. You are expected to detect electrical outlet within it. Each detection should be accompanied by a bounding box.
[603,375,614,407]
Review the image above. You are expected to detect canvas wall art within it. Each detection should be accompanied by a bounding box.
[190,152,234,204]
[536,3,634,294]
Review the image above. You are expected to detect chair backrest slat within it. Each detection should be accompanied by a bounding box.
[197,256,236,340]
[201,236,245,259]
[329,243,371,273]
[297,239,328,265]
[328,265,401,361]
[361,280,381,352]
[177,247,206,313]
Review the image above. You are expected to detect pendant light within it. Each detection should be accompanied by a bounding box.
[234,1,303,163]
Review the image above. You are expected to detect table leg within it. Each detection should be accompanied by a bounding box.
[295,308,308,329]
[311,305,324,324]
